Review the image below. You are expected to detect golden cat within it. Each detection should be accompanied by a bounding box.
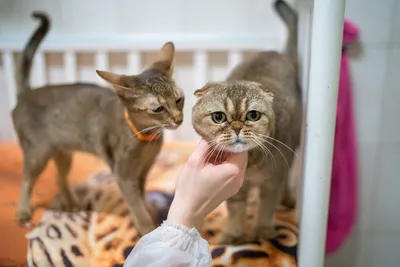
[12,12,184,236]
[192,0,301,244]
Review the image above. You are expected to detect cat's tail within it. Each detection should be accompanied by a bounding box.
[274,0,298,67]
[16,12,50,97]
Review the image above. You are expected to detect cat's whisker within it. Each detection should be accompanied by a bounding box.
[205,144,220,165]
[134,125,162,137]
[201,146,214,166]
[253,135,290,168]
[256,139,277,170]
[199,142,216,166]
[149,128,164,145]
[214,144,226,165]
[197,138,218,164]
[220,144,227,162]
[258,134,299,160]
[206,142,222,165]
[248,137,276,170]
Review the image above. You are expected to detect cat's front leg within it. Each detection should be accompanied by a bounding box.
[254,179,285,241]
[114,158,156,235]
[217,184,249,245]
[280,184,296,209]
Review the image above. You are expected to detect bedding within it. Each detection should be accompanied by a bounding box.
[0,142,298,266]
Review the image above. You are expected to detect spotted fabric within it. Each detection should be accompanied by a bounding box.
[26,146,298,267]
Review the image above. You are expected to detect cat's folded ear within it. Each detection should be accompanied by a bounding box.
[194,82,221,97]
[258,85,275,102]
[152,42,175,78]
[242,81,275,102]
[96,70,141,100]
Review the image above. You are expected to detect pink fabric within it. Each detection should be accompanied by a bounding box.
[326,20,359,254]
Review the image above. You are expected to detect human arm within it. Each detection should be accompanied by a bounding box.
[124,139,248,267]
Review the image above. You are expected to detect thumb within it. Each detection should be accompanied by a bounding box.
[216,151,248,174]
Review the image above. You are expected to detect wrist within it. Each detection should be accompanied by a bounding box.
[167,199,202,229]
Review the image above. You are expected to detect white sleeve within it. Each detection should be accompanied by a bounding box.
[123,221,212,267]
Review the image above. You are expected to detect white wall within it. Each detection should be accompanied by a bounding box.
[326,0,400,266]
[0,0,399,266]
[0,0,294,35]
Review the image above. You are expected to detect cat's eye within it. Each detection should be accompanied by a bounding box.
[246,110,261,121]
[211,112,227,124]
[176,97,183,104]
[152,106,165,113]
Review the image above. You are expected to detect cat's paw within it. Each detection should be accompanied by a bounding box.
[14,208,32,224]
[217,232,248,245]
[255,226,279,241]
[60,201,80,212]
[281,195,296,209]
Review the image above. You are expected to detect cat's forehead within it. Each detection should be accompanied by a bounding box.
[200,84,269,112]
[210,84,258,103]
[138,70,181,98]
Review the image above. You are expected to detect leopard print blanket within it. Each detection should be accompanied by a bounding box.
[26,147,298,267]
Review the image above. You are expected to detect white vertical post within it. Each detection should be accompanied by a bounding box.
[127,51,142,74]
[3,51,17,110]
[186,50,208,140]
[298,0,346,267]
[194,51,208,88]
[95,51,109,86]
[227,51,242,72]
[64,51,77,83]
[3,51,17,140]
[297,1,313,103]
[33,51,46,87]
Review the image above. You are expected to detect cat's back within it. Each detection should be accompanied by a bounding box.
[226,51,296,91]
[12,83,122,140]
[13,83,117,118]
[16,82,113,105]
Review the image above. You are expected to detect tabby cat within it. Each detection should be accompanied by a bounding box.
[192,0,301,244]
[12,12,184,235]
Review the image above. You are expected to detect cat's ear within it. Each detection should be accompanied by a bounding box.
[263,90,275,102]
[194,82,220,97]
[245,81,275,102]
[152,42,175,78]
[258,85,275,102]
[96,70,141,100]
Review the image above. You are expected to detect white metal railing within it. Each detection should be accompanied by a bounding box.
[0,33,281,141]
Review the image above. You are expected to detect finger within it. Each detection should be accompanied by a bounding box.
[214,151,248,175]
[187,139,211,167]
[225,151,248,168]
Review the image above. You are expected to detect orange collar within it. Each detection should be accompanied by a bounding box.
[124,109,161,142]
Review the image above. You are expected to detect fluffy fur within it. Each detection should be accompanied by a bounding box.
[12,12,184,235]
[192,0,302,244]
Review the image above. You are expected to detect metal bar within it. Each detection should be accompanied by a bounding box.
[33,51,46,87]
[227,50,243,72]
[64,50,77,83]
[95,51,109,86]
[298,0,346,266]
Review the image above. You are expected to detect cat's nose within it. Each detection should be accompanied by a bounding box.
[233,127,241,135]
[174,117,183,125]
[171,112,183,125]
[231,121,242,135]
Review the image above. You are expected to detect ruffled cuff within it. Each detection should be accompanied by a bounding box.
[124,221,211,267]
[159,221,208,261]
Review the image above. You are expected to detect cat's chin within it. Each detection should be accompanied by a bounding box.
[164,122,181,130]
[223,142,251,153]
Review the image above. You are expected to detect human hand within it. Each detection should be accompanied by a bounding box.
[167,139,248,229]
